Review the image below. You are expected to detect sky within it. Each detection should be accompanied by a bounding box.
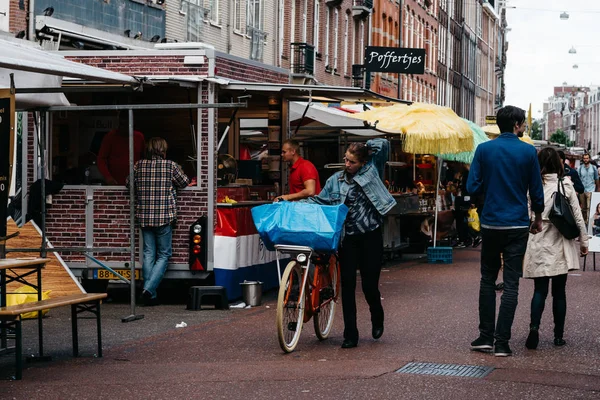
[503,0,600,119]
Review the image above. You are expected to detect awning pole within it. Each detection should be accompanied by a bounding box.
[433,156,443,248]
[122,109,144,323]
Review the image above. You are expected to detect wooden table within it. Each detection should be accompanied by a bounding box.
[0,258,50,354]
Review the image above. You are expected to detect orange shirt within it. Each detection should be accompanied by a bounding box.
[289,157,321,195]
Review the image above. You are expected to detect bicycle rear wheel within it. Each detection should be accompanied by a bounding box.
[313,258,338,340]
[276,261,305,353]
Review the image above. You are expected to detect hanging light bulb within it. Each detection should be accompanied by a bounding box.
[560,12,569,20]
[568,46,577,54]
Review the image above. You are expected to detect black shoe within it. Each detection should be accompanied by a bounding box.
[472,237,482,248]
[525,328,539,350]
[142,290,159,306]
[372,325,384,339]
[341,339,358,349]
[470,336,493,351]
[494,342,513,357]
[554,338,566,346]
[455,242,467,249]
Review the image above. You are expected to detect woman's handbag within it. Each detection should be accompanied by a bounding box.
[548,179,580,239]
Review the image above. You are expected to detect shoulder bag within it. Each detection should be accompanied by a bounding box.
[548,178,580,239]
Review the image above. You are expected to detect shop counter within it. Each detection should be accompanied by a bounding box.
[214,202,279,301]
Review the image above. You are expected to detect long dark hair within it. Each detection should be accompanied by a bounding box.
[537,147,564,181]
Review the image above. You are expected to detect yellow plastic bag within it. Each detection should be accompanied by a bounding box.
[6,285,51,319]
[467,208,481,232]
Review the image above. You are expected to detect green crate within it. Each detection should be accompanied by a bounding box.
[427,246,453,264]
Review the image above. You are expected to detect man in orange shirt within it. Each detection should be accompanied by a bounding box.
[97,112,145,185]
[276,139,321,201]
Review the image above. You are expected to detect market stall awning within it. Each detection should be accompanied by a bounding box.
[289,102,381,137]
[0,38,140,108]
[219,81,408,104]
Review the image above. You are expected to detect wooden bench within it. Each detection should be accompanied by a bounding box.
[0,292,107,380]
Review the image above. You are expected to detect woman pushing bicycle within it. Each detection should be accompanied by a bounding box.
[308,139,396,348]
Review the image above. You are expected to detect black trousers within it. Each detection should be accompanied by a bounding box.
[339,227,384,341]
[479,228,529,344]
[530,274,568,339]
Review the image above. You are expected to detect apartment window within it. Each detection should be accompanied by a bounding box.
[325,8,330,67]
[181,0,209,42]
[359,21,365,61]
[476,3,482,37]
[247,0,262,30]
[409,13,414,48]
[314,0,320,55]
[233,0,242,32]
[344,14,349,75]
[207,0,219,23]
[333,9,339,71]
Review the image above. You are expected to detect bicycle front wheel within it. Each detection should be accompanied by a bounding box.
[313,258,338,340]
[276,261,305,353]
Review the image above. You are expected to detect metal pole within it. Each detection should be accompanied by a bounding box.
[397,0,403,100]
[122,109,144,323]
[433,156,443,248]
[40,112,47,258]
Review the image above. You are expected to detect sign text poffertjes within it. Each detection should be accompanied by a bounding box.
[364,47,426,74]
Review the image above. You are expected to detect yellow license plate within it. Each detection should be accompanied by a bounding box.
[94,269,141,280]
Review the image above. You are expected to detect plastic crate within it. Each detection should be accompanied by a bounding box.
[427,246,453,264]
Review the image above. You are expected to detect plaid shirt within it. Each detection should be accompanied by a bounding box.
[127,156,190,227]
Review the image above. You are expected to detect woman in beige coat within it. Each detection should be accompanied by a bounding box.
[523,147,588,350]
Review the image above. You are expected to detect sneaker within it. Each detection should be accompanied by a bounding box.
[455,242,467,249]
[494,342,513,357]
[470,336,493,351]
[554,338,566,347]
[472,237,482,248]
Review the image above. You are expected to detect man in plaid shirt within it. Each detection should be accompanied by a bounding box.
[127,137,189,306]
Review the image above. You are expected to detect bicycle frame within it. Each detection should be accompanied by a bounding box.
[275,244,313,313]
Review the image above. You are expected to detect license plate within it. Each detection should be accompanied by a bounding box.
[93,269,141,280]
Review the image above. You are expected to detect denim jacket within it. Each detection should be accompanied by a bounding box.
[308,139,396,216]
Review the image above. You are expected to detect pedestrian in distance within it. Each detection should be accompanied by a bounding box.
[467,105,545,357]
[308,139,396,348]
[523,147,588,349]
[126,137,190,306]
[577,153,599,224]
[557,151,584,196]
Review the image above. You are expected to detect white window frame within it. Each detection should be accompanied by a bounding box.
[208,0,220,24]
[333,9,339,72]
[325,8,330,67]
[314,0,320,55]
[233,0,242,32]
[246,0,262,31]
[343,13,349,75]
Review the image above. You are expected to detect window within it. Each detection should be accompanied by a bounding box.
[208,0,219,24]
[325,8,330,67]
[314,0,320,55]
[344,14,349,75]
[333,9,339,71]
[247,0,262,30]
[359,21,365,62]
[181,0,209,42]
[233,0,242,32]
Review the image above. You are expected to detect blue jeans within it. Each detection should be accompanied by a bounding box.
[141,224,173,298]
[479,228,529,344]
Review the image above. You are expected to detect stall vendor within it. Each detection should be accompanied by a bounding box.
[97,112,146,185]
[276,139,321,201]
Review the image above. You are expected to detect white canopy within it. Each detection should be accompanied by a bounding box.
[0,38,139,108]
[289,102,381,137]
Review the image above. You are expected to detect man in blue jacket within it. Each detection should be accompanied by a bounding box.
[467,105,544,357]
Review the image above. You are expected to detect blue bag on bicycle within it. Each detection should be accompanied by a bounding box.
[251,202,349,252]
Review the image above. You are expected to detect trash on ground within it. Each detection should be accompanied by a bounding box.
[175,321,187,328]
[230,302,247,309]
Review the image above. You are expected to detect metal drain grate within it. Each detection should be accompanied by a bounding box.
[396,362,493,378]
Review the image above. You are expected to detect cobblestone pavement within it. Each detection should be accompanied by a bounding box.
[1,248,599,399]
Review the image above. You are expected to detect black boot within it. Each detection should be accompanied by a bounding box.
[525,325,539,350]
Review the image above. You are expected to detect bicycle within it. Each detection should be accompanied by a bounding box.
[274,244,340,353]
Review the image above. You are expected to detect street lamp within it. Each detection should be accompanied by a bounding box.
[568,46,577,54]
[573,64,579,69]
[560,12,569,20]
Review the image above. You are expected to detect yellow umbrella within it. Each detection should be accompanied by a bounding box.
[353,102,474,154]
[481,124,500,138]
[520,134,535,145]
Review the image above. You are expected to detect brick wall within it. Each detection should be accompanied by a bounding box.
[64,54,209,76]
[216,55,289,83]
[8,0,28,35]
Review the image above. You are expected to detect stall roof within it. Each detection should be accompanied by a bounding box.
[219,81,408,104]
[289,102,381,137]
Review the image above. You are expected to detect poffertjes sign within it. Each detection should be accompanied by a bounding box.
[364,46,426,74]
